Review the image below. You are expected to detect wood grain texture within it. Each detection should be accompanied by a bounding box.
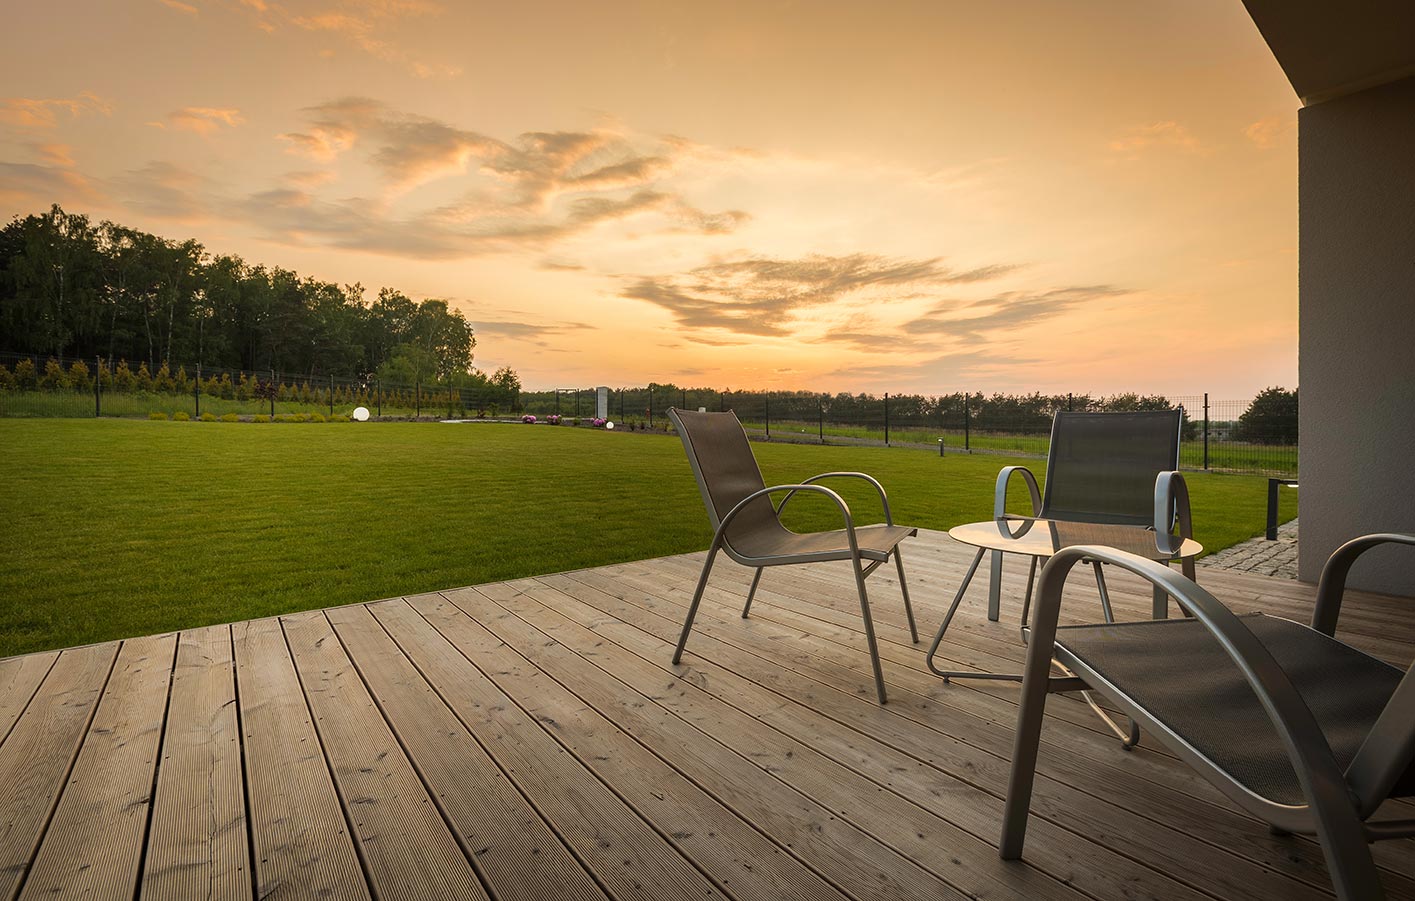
[20,634,176,900]
[140,625,250,901]
[233,616,368,901]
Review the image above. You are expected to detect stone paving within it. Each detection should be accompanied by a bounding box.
[1200,517,1299,579]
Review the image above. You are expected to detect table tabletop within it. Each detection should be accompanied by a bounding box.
[948,517,1201,561]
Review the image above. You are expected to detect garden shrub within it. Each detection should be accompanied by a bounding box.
[199,411,217,422]
[67,359,91,390]
[218,373,235,399]
[272,414,293,423]
[113,360,135,392]
[135,362,154,392]
[220,412,240,422]
[253,414,270,423]
[40,358,69,390]
[309,412,326,423]
[14,358,38,390]
[294,413,311,423]
[330,413,350,422]
[173,411,190,421]
[0,365,14,391]
[173,366,190,395]
[149,411,169,420]
[154,362,175,393]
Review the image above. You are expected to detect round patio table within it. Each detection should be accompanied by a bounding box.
[925,517,1201,684]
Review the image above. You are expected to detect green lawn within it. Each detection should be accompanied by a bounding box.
[0,419,1298,657]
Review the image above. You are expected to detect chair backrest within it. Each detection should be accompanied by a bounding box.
[1040,410,1181,527]
[668,408,781,545]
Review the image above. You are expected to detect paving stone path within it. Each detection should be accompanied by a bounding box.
[1200,517,1299,579]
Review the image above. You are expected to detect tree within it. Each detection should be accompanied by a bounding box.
[1234,387,1298,445]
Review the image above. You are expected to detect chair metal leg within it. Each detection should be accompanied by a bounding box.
[742,567,764,618]
[1087,560,1140,748]
[674,541,721,664]
[894,548,919,643]
[927,548,1023,682]
[988,550,1004,621]
[1000,644,1050,860]
[851,552,889,704]
[1019,557,1039,627]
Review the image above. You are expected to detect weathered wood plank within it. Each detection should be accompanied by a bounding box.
[233,616,369,901]
[469,578,1096,901]
[20,633,177,900]
[281,611,488,901]
[323,603,607,901]
[373,596,727,901]
[0,653,58,750]
[140,625,250,901]
[0,643,117,901]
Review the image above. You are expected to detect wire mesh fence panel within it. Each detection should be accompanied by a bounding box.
[0,350,1298,475]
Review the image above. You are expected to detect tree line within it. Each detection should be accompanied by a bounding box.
[0,204,520,393]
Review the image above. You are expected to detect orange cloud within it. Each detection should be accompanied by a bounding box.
[30,143,76,167]
[163,107,245,135]
[0,92,111,129]
[1244,116,1291,150]
[157,0,198,14]
[1108,121,1205,159]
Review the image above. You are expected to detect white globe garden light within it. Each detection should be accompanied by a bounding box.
[352,406,370,422]
[605,421,614,430]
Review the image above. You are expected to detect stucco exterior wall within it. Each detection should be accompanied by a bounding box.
[1297,74,1415,593]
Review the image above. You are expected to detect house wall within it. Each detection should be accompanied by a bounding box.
[1298,73,1415,593]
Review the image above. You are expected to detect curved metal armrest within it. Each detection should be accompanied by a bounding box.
[1313,533,1415,635]
[1154,471,1194,538]
[720,483,860,554]
[995,465,1042,518]
[777,471,892,525]
[1026,546,1372,863]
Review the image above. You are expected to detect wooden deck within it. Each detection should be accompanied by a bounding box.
[2,528,1413,900]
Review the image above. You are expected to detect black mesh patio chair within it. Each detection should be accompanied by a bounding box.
[992,409,1195,622]
[1002,533,1415,901]
[667,408,919,703]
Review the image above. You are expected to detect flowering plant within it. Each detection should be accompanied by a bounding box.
[546,414,562,425]
[521,414,537,424]
[592,417,607,427]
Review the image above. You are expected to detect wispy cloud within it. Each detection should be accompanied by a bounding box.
[0,162,105,208]
[0,92,111,129]
[29,143,76,167]
[622,253,1016,338]
[1243,116,1291,150]
[1108,121,1205,160]
[228,0,458,77]
[152,107,246,135]
[157,0,199,14]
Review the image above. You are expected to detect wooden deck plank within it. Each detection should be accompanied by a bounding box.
[470,578,1100,901]
[0,653,58,749]
[323,603,608,901]
[232,616,369,901]
[19,634,176,900]
[440,584,984,901]
[140,625,250,901]
[373,596,726,901]
[0,643,117,901]
[554,563,1344,901]
[280,611,488,901]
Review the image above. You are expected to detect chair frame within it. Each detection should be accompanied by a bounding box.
[668,408,918,704]
[1002,533,1415,901]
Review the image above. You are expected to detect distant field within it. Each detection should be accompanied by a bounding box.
[0,419,1297,656]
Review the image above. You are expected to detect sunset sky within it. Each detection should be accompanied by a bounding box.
[0,0,1298,397]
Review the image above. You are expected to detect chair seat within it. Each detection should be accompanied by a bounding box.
[732,523,917,563]
[1055,614,1408,806]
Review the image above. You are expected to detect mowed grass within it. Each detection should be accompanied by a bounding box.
[0,419,1297,656]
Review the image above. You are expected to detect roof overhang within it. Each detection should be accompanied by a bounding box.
[1242,0,1415,105]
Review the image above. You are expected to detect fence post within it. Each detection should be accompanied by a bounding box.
[964,395,971,453]
[765,393,770,440]
[682,389,687,410]
[448,383,454,419]
[648,389,653,427]
[195,365,201,418]
[416,379,421,418]
[620,388,625,421]
[818,395,824,444]
[1203,393,1210,470]
[721,391,726,412]
[329,374,334,416]
[269,369,276,418]
[94,355,101,417]
[376,379,382,418]
[884,392,890,446]
[556,390,562,415]
[1068,392,1073,412]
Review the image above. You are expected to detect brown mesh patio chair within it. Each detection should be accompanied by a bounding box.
[667,408,918,703]
[1002,533,1415,901]
[992,409,1195,622]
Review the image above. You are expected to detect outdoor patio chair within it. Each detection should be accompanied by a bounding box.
[992,409,1195,624]
[667,407,919,703]
[1002,532,1415,901]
